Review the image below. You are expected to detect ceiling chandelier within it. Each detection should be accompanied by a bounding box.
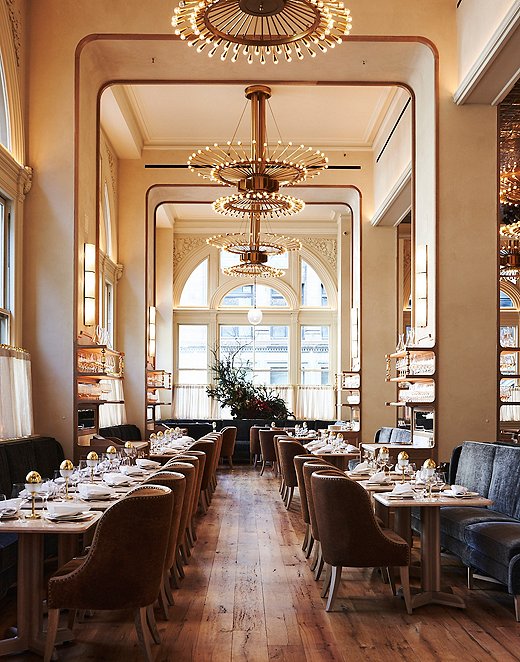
[500,225,520,281]
[172,0,352,64]
[207,211,301,277]
[189,84,328,218]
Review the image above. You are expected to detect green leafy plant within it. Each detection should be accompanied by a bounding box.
[206,345,292,420]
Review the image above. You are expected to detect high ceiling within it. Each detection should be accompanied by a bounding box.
[101,83,399,157]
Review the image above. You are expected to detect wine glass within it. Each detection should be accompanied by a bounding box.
[434,471,446,496]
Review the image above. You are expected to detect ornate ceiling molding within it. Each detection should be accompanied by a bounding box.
[300,236,337,269]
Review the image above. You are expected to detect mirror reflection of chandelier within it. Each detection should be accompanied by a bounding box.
[500,225,520,282]
[207,211,301,277]
[189,85,328,218]
[172,0,353,64]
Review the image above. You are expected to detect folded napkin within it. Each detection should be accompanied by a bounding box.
[351,461,370,473]
[315,444,334,453]
[367,471,391,484]
[304,440,323,451]
[389,483,415,497]
[46,502,90,517]
[450,484,468,496]
[103,472,131,487]
[136,458,162,470]
[0,498,23,516]
[119,465,147,477]
[78,483,114,499]
[346,444,359,453]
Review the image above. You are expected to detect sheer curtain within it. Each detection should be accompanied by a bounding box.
[0,346,34,438]
[294,385,334,420]
[174,385,211,419]
[98,379,127,428]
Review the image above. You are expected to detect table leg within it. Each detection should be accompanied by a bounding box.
[394,507,412,547]
[410,506,465,609]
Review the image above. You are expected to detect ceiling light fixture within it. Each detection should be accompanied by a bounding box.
[189,85,327,218]
[172,0,352,65]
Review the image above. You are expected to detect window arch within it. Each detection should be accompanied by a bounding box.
[0,52,10,152]
[179,258,208,307]
[221,284,288,308]
[301,259,329,307]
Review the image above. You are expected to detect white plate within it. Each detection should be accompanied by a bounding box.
[45,512,93,522]
[443,490,479,498]
[385,493,416,499]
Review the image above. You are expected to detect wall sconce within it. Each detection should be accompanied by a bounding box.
[415,244,428,328]
[350,306,359,368]
[148,305,156,358]
[83,243,96,326]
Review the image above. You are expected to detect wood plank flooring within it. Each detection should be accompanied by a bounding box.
[1,466,520,661]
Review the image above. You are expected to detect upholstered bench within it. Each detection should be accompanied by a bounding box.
[0,436,65,598]
[98,423,142,442]
[417,441,520,620]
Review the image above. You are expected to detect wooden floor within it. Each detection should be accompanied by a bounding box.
[2,466,520,661]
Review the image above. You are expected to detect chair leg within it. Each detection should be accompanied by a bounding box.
[514,595,520,622]
[310,542,320,571]
[186,525,194,549]
[228,456,233,468]
[191,520,198,542]
[199,491,208,514]
[147,603,162,641]
[158,582,169,620]
[260,460,266,476]
[467,566,474,590]
[305,534,315,559]
[164,575,175,606]
[135,607,154,662]
[179,543,188,565]
[321,563,332,598]
[184,533,192,558]
[325,566,342,612]
[314,546,324,581]
[387,567,397,596]
[170,561,181,588]
[286,487,294,510]
[302,524,309,553]
[44,608,60,662]
[176,554,185,578]
[67,609,76,631]
[399,566,412,615]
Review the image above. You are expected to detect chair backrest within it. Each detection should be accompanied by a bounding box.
[48,485,173,611]
[189,440,216,490]
[220,426,237,456]
[182,450,206,516]
[278,439,304,488]
[156,463,195,547]
[258,429,279,463]
[250,426,261,455]
[143,471,186,571]
[302,461,340,540]
[293,454,317,524]
[171,454,200,519]
[311,472,409,568]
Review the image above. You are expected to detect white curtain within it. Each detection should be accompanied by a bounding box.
[174,385,211,419]
[99,379,127,427]
[294,385,335,420]
[0,346,34,439]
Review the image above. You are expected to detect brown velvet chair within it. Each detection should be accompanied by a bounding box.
[277,439,305,509]
[303,461,343,580]
[311,471,412,613]
[259,428,283,475]
[44,485,173,662]
[189,439,216,513]
[249,425,262,467]
[159,462,196,569]
[181,450,206,541]
[220,426,237,467]
[273,435,292,496]
[293,454,317,556]
[169,454,201,548]
[143,471,186,620]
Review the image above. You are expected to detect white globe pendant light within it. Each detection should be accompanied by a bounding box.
[247,306,263,325]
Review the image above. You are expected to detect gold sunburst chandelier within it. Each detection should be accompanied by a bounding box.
[189,84,327,218]
[172,0,352,64]
[500,224,520,281]
[208,211,301,277]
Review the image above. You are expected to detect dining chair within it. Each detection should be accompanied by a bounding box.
[293,454,318,556]
[44,485,173,662]
[249,425,262,467]
[258,429,281,476]
[311,471,412,613]
[188,439,216,513]
[273,435,293,496]
[181,450,206,542]
[220,426,237,467]
[143,471,186,620]
[159,462,196,568]
[169,454,201,548]
[277,439,305,509]
[303,461,343,580]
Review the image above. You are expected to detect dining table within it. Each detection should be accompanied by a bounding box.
[373,491,493,609]
[0,511,102,657]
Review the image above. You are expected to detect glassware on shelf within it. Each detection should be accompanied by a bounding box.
[398,381,435,403]
[406,328,415,347]
[396,334,405,352]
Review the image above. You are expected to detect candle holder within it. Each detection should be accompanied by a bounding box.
[397,451,409,484]
[124,441,136,465]
[59,459,74,500]
[423,458,437,499]
[86,451,99,483]
[378,446,390,475]
[24,471,42,519]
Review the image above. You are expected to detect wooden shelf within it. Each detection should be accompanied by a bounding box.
[389,376,435,383]
[386,401,435,407]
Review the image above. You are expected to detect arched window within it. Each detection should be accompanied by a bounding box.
[500,290,515,309]
[221,284,288,308]
[301,260,328,307]
[179,259,208,307]
[0,52,10,152]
